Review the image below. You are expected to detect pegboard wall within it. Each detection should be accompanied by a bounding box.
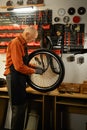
[0,10,52,25]
[41,23,85,50]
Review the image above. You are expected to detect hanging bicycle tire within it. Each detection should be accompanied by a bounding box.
[27,49,65,92]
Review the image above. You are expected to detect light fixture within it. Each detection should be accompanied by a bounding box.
[13,6,37,12]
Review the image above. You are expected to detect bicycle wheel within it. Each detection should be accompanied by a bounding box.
[27,49,65,92]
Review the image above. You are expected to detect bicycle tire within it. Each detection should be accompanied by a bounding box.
[27,49,65,92]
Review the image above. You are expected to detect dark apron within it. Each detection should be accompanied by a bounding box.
[10,55,29,105]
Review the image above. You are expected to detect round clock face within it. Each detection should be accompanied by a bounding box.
[58,8,66,16]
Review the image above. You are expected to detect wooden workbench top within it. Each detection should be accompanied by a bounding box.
[0,86,87,99]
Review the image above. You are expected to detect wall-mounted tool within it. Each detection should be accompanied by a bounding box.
[67,55,75,62]
[78,7,86,15]
[63,16,70,24]
[58,8,66,16]
[77,56,84,64]
[6,0,14,10]
[27,0,33,4]
[54,17,60,22]
[17,0,23,5]
[73,16,81,23]
[68,7,76,15]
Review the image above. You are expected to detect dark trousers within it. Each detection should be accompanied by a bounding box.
[11,104,27,130]
[6,71,28,130]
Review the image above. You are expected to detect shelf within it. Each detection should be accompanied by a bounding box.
[0,24,41,51]
[56,101,87,107]
[0,4,45,9]
[0,87,87,130]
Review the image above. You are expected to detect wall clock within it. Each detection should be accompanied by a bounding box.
[58,8,66,16]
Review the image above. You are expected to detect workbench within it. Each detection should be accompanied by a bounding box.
[0,86,87,130]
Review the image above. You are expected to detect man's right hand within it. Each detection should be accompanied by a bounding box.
[35,67,44,75]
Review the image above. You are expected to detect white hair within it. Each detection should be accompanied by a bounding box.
[23,26,38,36]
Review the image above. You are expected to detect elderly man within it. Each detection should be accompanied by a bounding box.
[4,26,42,130]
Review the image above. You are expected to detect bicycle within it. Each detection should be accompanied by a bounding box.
[27,36,65,92]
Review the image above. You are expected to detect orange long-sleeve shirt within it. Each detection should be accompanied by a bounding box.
[4,34,35,76]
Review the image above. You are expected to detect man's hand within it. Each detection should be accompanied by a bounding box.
[35,67,44,74]
[28,63,36,68]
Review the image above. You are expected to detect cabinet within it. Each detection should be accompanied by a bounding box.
[26,88,87,130]
[0,87,87,130]
[56,96,87,130]
[27,94,55,130]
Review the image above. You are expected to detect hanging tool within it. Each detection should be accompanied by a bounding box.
[6,0,14,11]
[17,0,23,5]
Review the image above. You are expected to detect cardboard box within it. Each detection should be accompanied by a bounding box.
[58,83,80,93]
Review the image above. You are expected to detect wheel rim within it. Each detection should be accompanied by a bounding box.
[27,49,65,92]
